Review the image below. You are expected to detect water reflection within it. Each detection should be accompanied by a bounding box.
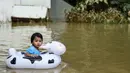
[49,22,67,40]
[0,22,52,50]
[60,23,130,73]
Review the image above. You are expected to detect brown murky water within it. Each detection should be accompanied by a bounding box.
[0,22,130,73]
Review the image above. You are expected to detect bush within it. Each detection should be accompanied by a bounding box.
[65,7,128,24]
[65,0,129,24]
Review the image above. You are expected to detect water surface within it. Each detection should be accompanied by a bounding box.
[0,22,130,73]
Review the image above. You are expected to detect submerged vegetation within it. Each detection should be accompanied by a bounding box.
[65,0,130,24]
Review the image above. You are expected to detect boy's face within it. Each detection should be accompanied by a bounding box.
[32,36,43,49]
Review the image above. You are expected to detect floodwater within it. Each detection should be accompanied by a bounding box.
[0,22,130,73]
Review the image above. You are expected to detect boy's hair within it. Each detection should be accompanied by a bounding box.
[31,32,43,43]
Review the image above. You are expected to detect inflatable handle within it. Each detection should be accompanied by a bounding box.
[40,41,66,55]
[8,48,16,55]
[39,43,51,50]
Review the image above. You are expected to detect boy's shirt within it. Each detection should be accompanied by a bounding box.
[26,45,40,55]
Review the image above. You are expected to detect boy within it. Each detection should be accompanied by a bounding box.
[25,32,43,57]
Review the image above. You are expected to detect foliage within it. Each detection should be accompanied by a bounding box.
[65,8,128,24]
[65,0,129,24]
[74,0,108,12]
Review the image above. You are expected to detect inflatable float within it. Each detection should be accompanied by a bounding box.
[5,41,66,69]
[7,62,67,73]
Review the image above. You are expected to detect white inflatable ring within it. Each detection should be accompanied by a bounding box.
[6,41,66,69]
[6,48,61,69]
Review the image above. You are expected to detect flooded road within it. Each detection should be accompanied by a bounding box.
[0,22,130,73]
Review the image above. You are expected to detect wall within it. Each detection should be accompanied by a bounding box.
[0,0,72,22]
[50,0,72,21]
[14,0,51,8]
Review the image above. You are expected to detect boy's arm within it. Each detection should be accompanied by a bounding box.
[24,53,38,57]
[24,53,32,57]
[25,48,38,57]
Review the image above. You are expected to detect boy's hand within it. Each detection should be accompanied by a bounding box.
[31,54,38,57]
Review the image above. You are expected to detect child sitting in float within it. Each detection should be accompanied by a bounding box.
[25,32,43,57]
